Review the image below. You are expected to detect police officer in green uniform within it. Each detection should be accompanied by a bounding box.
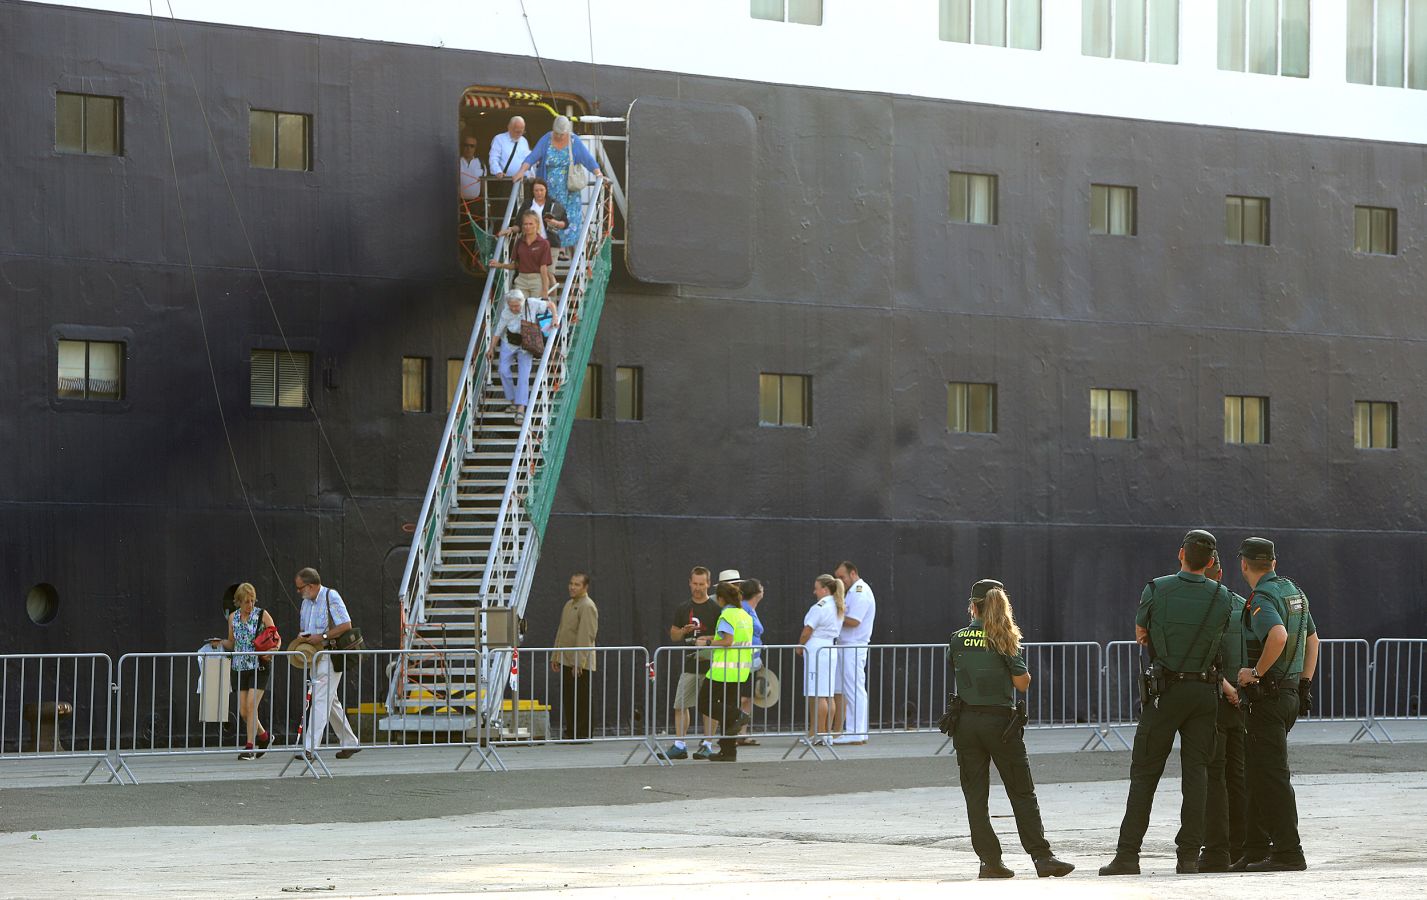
[1198,551,1250,872]
[1232,537,1319,872]
[946,579,1074,880]
[1100,530,1233,876]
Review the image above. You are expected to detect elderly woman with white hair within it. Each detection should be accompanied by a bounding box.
[512,115,603,250]
[489,288,558,423]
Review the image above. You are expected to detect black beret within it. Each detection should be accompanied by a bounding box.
[1238,537,1276,561]
[970,579,1005,601]
[1183,529,1217,550]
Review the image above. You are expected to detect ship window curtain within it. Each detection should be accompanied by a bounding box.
[1248,0,1279,75]
[1219,0,1308,75]
[1147,0,1179,63]
[941,0,1039,49]
[1413,0,1427,88]
[1115,0,1146,61]
[1351,0,1427,88]
[973,0,1006,46]
[1348,0,1376,83]
[750,0,821,25]
[1084,0,1112,55]
[750,0,783,22]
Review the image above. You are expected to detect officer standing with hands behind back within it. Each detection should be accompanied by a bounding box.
[1198,550,1250,872]
[1100,530,1232,876]
[1232,537,1319,872]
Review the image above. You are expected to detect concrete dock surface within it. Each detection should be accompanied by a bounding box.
[2,734,1425,898]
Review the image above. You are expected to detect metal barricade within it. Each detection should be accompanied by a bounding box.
[1102,640,1143,750]
[313,649,503,774]
[0,653,126,784]
[114,650,317,780]
[1020,642,1110,750]
[1370,638,1427,743]
[838,643,951,739]
[489,646,659,767]
[1300,638,1378,741]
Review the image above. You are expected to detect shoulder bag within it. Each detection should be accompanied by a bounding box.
[565,138,590,192]
[519,299,547,356]
[253,607,282,663]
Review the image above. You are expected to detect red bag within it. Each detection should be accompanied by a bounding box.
[254,619,282,662]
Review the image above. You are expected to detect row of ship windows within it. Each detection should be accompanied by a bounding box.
[952,174,1400,254]
[757,1,1427,90]
[55,340,1400,448]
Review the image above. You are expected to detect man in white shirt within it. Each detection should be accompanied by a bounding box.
[488,116,530,177]
[295,567,362,759]
[833,560,876,744]
[459,134,485,256]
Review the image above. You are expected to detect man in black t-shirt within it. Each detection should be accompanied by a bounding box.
[665,566,722,759]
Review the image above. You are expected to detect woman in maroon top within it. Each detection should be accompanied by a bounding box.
[493,211,555,300]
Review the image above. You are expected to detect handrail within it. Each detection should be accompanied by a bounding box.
[395,183,525,637]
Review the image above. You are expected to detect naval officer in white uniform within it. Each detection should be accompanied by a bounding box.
[833,560,876,744]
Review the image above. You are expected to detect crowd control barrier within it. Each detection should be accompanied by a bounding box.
[114,650,320,779]
[1102,640,1144,749]
[1300,638,1377,741]
[0,653,127,783]
[1369,639,1427,743]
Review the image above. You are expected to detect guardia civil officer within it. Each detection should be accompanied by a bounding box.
[1100,530,1233,876]
[1231,537,1319,872]
[946,579,1074,880]
[1198,551,1250,872]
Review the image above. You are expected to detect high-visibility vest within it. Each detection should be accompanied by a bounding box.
[708,607,754,683]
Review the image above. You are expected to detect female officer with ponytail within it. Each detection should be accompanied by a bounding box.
[947,579,1074,880]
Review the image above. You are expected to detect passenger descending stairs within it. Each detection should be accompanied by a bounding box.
[381,172,616,751]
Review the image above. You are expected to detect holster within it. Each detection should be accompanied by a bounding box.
[1000,700,1029,742]
[1139,667,1166,705]
[937,693,965,737]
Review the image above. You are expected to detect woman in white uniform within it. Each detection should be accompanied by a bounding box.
[799,574,845,743]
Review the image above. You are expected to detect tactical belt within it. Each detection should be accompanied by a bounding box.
[964,703,1017,714]
[1160,669,1216,684]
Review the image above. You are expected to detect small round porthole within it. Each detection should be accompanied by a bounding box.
[26,583,59,625]
[221,583,240,617]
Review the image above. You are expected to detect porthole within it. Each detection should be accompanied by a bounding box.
[26,583,59,625]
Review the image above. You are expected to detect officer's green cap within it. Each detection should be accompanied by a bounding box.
[970,579,1005,601]
[1238,537,1275,561]
[1182,529,1217,551]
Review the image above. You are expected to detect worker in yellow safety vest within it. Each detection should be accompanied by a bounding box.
[694,580,755,761]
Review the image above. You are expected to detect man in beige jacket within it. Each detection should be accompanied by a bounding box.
[553,572,598,741]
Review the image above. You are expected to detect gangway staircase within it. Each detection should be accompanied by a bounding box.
[380,162,618,765]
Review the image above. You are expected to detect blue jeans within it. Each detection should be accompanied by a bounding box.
[498,337,532,407]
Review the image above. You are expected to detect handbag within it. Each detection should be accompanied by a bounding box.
[519,300,547,356]
[253,607,282,662]
[565,139,590,192]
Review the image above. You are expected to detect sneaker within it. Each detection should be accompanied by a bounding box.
[664,744,688,760]
[692,745,715,760]
[238,751,256,761]
[255,732,272,759]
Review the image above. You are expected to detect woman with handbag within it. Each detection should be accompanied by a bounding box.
[491,210,556,301]
[489,287,557,424]
[511,115,602,251]
[209,582,277,760]
[500,177,569,250]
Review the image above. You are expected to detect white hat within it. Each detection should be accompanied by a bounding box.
[717,569,741,583]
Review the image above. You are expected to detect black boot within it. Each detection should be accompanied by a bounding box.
[1176,852,1199,874]
[1033,855,1075,877]
[1246,855,1307,872]
[1197,851,1231,873]
[1098,853,1140,876]
[1229,854,1266,872]
[978,860,1014,879]
[706,738,738,762]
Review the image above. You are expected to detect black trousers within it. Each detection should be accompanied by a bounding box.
[1243,689,1303,862]
[1203,697,1248,861]
[952,708,1052,863]
[698,678,744,757]
[1114,680,1217,856]
[560,665,594,740]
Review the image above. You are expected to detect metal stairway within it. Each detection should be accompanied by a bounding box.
[381,165,616,750]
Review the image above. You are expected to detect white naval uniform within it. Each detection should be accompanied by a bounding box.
[802,596,843,697]
[838,578,876,739]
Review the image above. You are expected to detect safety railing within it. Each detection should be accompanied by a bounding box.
[0,653,127,784]
[1102,640,1144,750]
[316,649,503,774]
[114,651,320,780]
[1300,638,1377,741]
[1369,638,1427,743]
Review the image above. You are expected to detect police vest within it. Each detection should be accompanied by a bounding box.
[1245,576,1311,679]
[708,607,755,683]
[1144,573,1231,674]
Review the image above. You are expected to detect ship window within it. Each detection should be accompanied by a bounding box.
[940,0,1042,49]
[447,358,464,409]
[1225,395,1269,444]
[1348,0,1427,89]
[1090,388,1137,439]
[615,366,644,421]
[751,0,823,26]
[56,92,122,156]
[1354,205,1398,254]
[948,382,997,433]
[1218,0,1310,77]
[576,364,603,420]
[250,349,311,408]
[26,583,60,626]
[1083,0,1180,63]
[1225,195,1271,245]
[1090,184,1137,236]
[949,172,998,225]
[1354,401,1397,448]
[249,109,311,171]
[402,357,430,413]
[56,339,125,401]
[760,373,811,427]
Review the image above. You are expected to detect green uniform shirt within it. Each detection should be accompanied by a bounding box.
[1245,573,1316,679]
[1136,571,1233,673]
[1219,590,1249,675]
[947,618,1027,708]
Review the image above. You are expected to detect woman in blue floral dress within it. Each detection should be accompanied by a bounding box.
[210,583,276,759]
[513,115,602,252]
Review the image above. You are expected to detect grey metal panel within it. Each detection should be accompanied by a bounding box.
[625,97,754,287]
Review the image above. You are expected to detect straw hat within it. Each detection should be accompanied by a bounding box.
[751,666,781,709]
[286,637,318,669]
